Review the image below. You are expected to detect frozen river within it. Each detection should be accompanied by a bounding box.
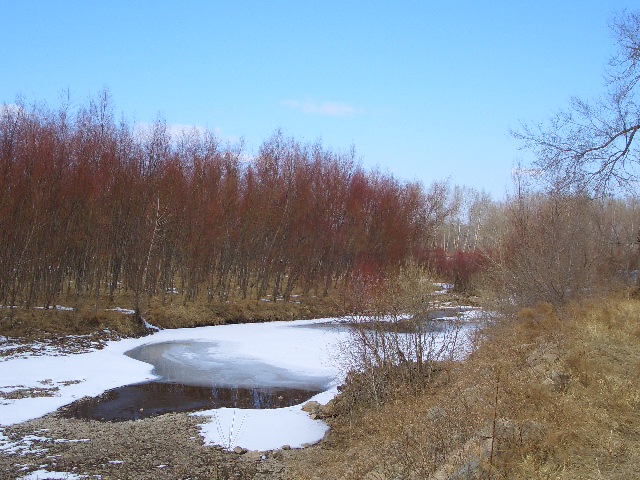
[0,318,351,450]
[125,340,333,390]
[0,309,482,451]
[60,340,333,421]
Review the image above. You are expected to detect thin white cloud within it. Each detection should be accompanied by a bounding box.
[0,103,23,116]
[134,122,220,140]
[238,152,256,164]
[282,99,363,117]
[167,123,210,138]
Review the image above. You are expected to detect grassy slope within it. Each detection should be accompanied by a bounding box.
[0,291,344,340]
[288,296,640,479]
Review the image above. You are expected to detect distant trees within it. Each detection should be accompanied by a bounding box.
[507,10,640,302]
[425,180,640,300]
[487,184,640,307]
[420,185,498,292]
[0,93,443,312]
[514,10,640,196]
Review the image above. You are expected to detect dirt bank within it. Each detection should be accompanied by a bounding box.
[0,410,302,479]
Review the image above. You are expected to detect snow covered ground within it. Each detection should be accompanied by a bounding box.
[0,309,483,453]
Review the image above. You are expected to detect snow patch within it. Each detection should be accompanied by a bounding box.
[0,433,50,456]
[433,283,454,295]
[107,307,135,315]
[193,401,330,451]
[18,470,86,480]
[33,305,74,311]
[142,318,161,332]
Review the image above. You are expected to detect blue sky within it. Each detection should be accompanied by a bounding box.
[1,1,636,198]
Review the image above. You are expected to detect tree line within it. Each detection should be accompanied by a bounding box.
[428,176,640,305]
[0,92,448,314]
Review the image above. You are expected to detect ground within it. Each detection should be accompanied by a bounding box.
[0,411,295,480]
[2,292,638,479]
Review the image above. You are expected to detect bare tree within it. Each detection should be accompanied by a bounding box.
[513,11,640,196]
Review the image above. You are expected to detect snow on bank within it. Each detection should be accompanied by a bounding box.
[194,386,339,451]
[433,283,454,295]
[0,310,483,451]
[19,470,86,480]
[0,318,348,450]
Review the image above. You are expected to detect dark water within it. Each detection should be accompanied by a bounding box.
[58,340,330,422]
[58,382,321,421]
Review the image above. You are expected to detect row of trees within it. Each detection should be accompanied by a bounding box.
[427,176,639,304]
[4,9,640,316]
[0,93,449,314]
[499,10,640,305]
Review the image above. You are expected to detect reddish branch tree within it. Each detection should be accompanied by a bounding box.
[0,92,453,313]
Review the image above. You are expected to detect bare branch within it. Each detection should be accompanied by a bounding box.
[514,10,640,196]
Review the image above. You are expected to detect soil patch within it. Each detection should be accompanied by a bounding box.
[0,412,304,480]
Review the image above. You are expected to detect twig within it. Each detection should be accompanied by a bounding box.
[488,368,500,479]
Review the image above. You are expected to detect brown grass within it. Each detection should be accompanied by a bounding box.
[0,289,344,340]
[0,306,148,339]
[287,295,640,479]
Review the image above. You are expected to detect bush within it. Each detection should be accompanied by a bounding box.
[487,193,630,307]
[339,264,465,408]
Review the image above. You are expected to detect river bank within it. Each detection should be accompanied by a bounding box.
[0,292,486,479]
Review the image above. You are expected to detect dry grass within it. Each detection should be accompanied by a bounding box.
[288,295,640,479]
[145,293,340,329]
[0,306,148,339]
[0,288,343,340]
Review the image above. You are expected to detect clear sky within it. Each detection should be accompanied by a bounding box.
[1,1,636,198]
